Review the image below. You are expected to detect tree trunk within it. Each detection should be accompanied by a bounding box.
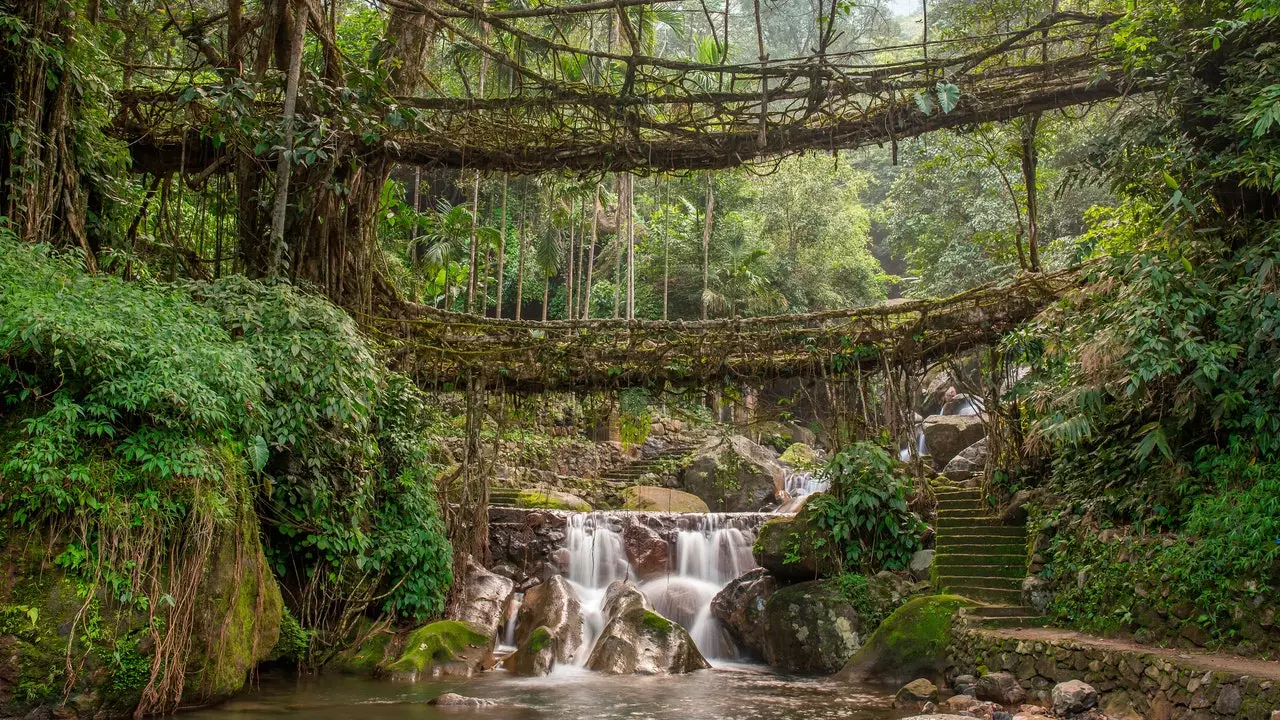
[496,174,507,318]
[515,210,526,319]
[268,1,308,277]
[566,196,577,319]
[701,171,715,320]
[1021,112,1042,273]
[584,185,598,319]
[626,174,635,320]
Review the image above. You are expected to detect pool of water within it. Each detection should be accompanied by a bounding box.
[185,664,906,720]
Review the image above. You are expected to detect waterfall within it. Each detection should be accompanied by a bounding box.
[558,511,762,663]
[776,469,830,513]
[565,512,634,664]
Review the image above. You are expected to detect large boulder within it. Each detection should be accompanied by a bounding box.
[679,435,785,511]
[762,580,865,674]
[837,595,974,686]
[921,415,985,469]
[0,494,282,718]
[709,568,778,660]
[382,620,493,679]
[505,626,557,676]
[1051,680,1099,715]
[941,438,987,482]
[448,555,514,642]
[752,497,839,581]
[975,671,1027,705]
[511,576,583,664]
[622,522,671,580]
[909,550,935,582]
[621,486,709,513]
[585,581,710,675]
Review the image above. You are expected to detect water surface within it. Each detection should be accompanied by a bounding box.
[187,665,905,720]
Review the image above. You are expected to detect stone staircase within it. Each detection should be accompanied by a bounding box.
[596,443,697,489]
[934,485,1048,628]
[489,443,697,508]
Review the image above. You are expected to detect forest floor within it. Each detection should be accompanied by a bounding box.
[976,626,1280,680]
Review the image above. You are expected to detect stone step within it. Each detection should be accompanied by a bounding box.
[936,535,1026,548]
[937,516,1013,528]
[935,552,1026,565]
[934,490,982,500]
[937,512,1000,523]
[936,524,1025,538]
[939,584,1024,605]
[966,606,1032,618]
[932,563,1026,579]
[938,575,1023,591]
[975,615,1053,629]
[936,500,986,512]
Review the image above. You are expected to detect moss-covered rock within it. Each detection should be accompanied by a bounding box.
[515,489,592,511]
[584,580,710,675]
[621,486,709,513]
[328,620,396,674]
[0,486,282,719]
[382,620,492,680]
[836,595,975,686]
[505,625,556,676]
[752,497,840,581]
[778,443,820,469]
[679,435,784,511]
[762,580,865,674]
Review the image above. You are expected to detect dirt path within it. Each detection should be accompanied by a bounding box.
[976,626,1280,680]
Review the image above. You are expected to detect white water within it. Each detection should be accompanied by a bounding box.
[560,511,761,662]
[776,469,830,513]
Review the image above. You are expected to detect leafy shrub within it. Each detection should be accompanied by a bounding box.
[807,442,924,573]
[0,239,452,644]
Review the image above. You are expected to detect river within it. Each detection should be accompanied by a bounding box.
[186,665,905,720]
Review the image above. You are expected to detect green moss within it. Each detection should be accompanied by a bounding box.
[838,594,975,684]
[641,611,673,636]
[385,620,489,674]
[515,489,592,511]
[527,626,553,653]
[330,627,394,674]
[779,443,819,469]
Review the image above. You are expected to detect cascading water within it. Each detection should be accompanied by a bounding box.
[564,513,634,664]
[559,511,762,663]
[776,469,830,513]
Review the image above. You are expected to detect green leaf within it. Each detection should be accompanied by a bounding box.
[935,82,960,113]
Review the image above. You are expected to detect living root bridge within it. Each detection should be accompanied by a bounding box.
[366,268,1082,393]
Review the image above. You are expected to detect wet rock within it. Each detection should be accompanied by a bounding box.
[762,580,864,674]
[505,626,557,676]
[429,693,496,707]
[999,489,1036,524]
[752,498,838,581]
[899,715,976,720]
[447,555,514,642]
[585,581,710,675]
[622,522,671,579]
[909,550,935,582]
[941,394,983,416]
[383,621,493,679]
[710,568,778,660]
[921,415,985,470]
[895,679,939,707]
[679,435,785,511]
[837,595,974,686]
[512,576,583,664]
[1051,680,1098,715]
[952,674,977,696]
[976,671,1027,706]
[941,438,987,482]
[943,694,982,712]
[621,486,709,513]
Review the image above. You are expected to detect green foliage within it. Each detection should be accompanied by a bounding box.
[808,443,924,573]
[618,388,653,449]
[0,240,452,637]
[272,608,312,663]
[641,610,674,635]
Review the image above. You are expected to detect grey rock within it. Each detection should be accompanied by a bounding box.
[511,576,583,667]
[895,679,940,708]
[429,693,496,707]
[1051,679,1098,714]
[679,435,785,511]
[447,555,514,642]
[922,415,985,470]
[710,568,778,660]
[1021,576,1052,616]
[976,671,1027,706]
[941,438,988,481]
[909,549,936,582]
[585,580,710,675]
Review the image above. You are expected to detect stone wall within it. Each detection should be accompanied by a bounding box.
[948,627,1280,720]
